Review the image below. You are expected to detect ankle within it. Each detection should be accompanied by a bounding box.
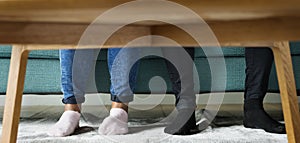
[65,104,81,113]
[111,102,128,112]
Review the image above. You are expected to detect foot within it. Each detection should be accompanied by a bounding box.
[197,111,211,131]
[243,99,286,134]
[164,109,201,135]
[98,108,128,135]
[47,110,81,137]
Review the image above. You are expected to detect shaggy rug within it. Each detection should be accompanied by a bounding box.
[0,109,287,143]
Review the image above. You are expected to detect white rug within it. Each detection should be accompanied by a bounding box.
[0,103,288,143]
[1,116,287,143]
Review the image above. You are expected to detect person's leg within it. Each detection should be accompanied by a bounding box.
[162,47,198,135]
[48,49,95,137]
[244,48,285,134]
[99,48,140,135]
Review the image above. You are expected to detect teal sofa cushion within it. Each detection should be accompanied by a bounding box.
[195,42,300,58]
[0,45,59,59]
[0,42,299,94]
[195,47,245,58]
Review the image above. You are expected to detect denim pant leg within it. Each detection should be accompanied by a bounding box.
[244,48,274,101]
[108,48,140,103]
[162,48,196,110]
[60,49,96,104]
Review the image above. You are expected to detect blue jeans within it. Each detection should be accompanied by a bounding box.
[59,48,140,104]
[108,48,140,103]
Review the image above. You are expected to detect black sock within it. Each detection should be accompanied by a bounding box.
[164,109,200,135]
[243,99,286,134]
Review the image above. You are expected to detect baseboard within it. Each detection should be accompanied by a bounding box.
[0,92,297,118]
[0,92,288,106]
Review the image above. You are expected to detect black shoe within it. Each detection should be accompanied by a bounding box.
[164,109,201,135]
[243,99,286,134]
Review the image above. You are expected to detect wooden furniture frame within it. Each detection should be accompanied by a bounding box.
[0,0,300,142]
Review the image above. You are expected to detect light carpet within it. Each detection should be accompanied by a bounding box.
[0,111,287,143]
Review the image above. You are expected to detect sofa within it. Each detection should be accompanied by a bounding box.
[1,43,300,95]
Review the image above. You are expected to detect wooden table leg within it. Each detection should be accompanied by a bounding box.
[272,41,300,143]
[1,45,29,143]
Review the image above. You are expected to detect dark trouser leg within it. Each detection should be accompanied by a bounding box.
[244,48,285,134]
[244,48,274,101]
[164,48,196,109]
[162,47,198,135]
